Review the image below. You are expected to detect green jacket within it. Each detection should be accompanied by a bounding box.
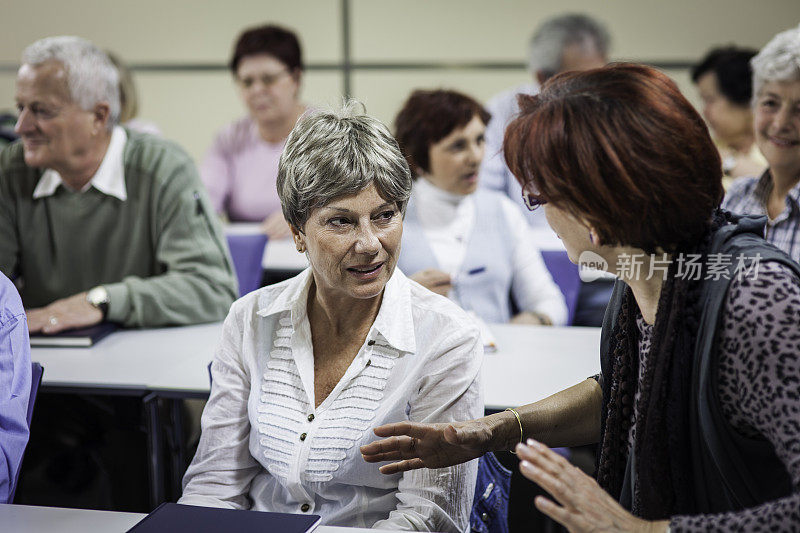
[0,129,238,327]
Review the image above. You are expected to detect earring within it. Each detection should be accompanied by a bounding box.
[589,232,595,244]
[296,242,305,253]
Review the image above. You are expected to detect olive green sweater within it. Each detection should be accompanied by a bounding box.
[0,130,238,327]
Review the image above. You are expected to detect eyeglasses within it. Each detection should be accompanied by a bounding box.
[521,182,547,211]
[237,69,290,89]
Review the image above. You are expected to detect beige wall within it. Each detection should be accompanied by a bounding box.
[1,0,798,162]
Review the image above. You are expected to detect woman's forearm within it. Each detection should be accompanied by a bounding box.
[485,378,603,451]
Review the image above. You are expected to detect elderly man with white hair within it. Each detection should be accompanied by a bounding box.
[0,36,236,509]
[480,13,610,228]
[0,36,237,333]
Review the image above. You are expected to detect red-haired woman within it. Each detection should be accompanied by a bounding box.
[394,89,567,326]
[362,64,800,530]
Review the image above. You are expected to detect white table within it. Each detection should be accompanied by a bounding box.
[33,322,600,408]
[0,504,393,533]
[33,322,217,396]
[0,504,145,533]
[484,324,600,410]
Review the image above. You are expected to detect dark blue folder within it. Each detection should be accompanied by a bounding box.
[29,322,118,347]
[127,503,322,532]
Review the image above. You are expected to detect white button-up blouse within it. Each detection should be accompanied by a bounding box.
[180,268,484,531]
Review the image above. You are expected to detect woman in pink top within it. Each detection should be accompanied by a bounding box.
[201,24,308,237]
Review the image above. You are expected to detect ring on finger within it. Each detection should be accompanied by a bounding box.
[49,316,58,326]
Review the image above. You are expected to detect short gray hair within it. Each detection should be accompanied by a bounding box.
[527,13,610,77]
[277,100,412,230]
[22,36,120,129]
[751,24,800,97]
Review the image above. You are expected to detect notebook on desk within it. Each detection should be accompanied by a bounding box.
[127,503,322,533]
[29,322,118,348]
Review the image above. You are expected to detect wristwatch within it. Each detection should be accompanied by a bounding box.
[86,286,110,317]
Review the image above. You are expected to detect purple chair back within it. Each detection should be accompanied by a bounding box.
[226,234,268,297]
[541,250,581,326]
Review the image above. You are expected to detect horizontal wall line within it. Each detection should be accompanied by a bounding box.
[0,59,695,74]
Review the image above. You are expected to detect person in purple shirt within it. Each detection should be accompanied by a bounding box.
[0,272,31,504]
[201,24,309,238]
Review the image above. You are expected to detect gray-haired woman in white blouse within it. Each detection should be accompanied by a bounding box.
[179,102,483,531]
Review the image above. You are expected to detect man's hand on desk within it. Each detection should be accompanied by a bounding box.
[260,211,292,239]
[26,292,103,334]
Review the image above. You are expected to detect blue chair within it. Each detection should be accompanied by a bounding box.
[541,250,581,325]
[8,362,43,503]
[226,233,268,297]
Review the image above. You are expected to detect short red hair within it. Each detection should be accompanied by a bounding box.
[504,63,724,253]
[394,89,491,176]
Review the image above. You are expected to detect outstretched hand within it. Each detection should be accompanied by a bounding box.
[360,419,493,474]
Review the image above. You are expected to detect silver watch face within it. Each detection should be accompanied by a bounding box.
[87,286,109,306]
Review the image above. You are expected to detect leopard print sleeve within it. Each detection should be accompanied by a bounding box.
[672,261,800,532]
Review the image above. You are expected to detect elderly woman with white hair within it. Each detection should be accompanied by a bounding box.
[723,24,800,263]
[180,102,483,532]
